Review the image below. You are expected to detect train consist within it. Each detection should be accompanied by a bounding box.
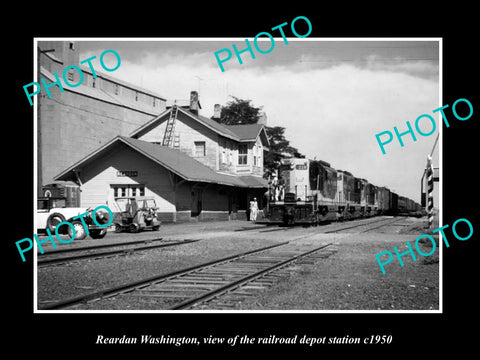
[263,158,423,226]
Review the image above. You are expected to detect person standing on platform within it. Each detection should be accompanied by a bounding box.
[249,197,258,222]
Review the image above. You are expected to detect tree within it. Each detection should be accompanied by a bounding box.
[215,96,304,178]
[213,96,262,125]
[263,126,304,179]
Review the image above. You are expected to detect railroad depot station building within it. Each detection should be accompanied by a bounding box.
[39,41,269,222]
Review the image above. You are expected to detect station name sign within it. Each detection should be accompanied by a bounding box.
[117,170,138,177]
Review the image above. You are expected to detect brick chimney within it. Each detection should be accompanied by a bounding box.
[213,104,222,122]
[189,91,201,115]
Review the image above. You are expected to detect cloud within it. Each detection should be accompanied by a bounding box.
[363,54,439,80]
[94,45,439,202]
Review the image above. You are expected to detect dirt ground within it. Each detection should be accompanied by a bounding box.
[37,216,440,311]
[237,235,439,310]
[231,216,439,311]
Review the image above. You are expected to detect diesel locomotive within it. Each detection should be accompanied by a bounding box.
[263,157,422,226]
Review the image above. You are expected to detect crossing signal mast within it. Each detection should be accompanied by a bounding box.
[424,133,439,229]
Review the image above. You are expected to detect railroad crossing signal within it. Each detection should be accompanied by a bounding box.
[421,133,439,229]
[426,154,434,228]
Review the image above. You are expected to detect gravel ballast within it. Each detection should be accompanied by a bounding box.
[36,217,440,311]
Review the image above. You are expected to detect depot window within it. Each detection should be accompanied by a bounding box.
[112,185,145,198]
[238,144,248,165]
[194,141,206,157]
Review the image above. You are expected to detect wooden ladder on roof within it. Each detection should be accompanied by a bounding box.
[162,105,178,147]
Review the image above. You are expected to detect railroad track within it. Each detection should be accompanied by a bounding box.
[234,216,403,234]
[322,216,403,234]
[39,241,334,310]
[359,217,405,233]
[234,225,269,232]
[258,226,294,233]
[37,238,199,267]
[233,224,294,233]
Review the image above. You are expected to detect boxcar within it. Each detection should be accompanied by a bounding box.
[390,192,399,215]
[376,186,391,214]
[397,195,408,214]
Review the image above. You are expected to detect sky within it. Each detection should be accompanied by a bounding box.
[77,38,440,205]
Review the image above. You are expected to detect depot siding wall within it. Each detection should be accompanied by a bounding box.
[203,186,229,211]
[174,182,231,222]
[74,142,247,223]
[171,182,238,222]
[200,185,230,221]
[77,143,176,213]
[138,111,220,171]
[252,137,264,176]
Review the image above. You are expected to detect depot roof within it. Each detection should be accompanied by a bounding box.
[129,106,269,145]
[54,136,268,189]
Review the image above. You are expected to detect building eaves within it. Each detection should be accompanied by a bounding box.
[120,136,267,188]
[193,110,240,140]
[54,136,267,189]
[226,124,266,142]
[79,65,167,101]
[129,107,241,142]
[130,106,269,146]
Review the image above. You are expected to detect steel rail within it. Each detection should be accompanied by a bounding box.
[39,238,165,255]
[323,216,400,233]
[39,241,290,310]
[170,243,333,310]
[259,227,294,233]
[38,239,199,266]
[359,217,404,233]
[234,225,269,232]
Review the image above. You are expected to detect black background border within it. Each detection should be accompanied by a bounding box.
[6,5,478,355]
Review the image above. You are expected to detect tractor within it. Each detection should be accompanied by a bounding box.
[112,196,161,233]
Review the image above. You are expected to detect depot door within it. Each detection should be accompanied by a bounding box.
[191,189,203,217]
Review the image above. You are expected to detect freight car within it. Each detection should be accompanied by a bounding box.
[376,186,391,215]
[397,195,423,216]
[263,157,422,225]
